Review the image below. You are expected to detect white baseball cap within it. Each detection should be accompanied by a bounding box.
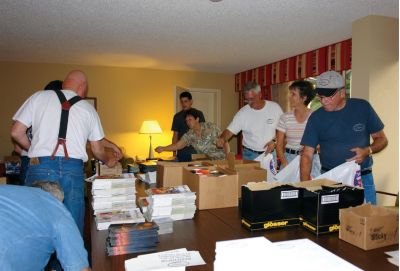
[316,70,345,96]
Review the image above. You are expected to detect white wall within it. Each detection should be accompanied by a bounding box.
[352,15,399,205]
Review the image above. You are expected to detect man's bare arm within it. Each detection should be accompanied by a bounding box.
[11,121,30,151]
[216,129,234,148]
[300,146,315,181]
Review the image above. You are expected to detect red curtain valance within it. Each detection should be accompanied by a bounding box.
[235,39,352,97]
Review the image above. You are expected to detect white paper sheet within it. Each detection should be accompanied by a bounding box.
[385,250,399,266]
[125,248,205,271]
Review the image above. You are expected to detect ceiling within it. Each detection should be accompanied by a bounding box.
[0,0,398,74]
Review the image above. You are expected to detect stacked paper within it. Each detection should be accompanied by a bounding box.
[145,185,196,221]
[107,222,159,256]
[153,216,173,235]
[214,237,362,271]
[92,174,143,230]
[125,248,205,271]
[95,208,145,231]
[138,171,157,184]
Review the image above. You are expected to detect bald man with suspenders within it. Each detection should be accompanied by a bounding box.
[11,70,122,234]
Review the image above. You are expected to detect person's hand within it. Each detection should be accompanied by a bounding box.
[105,156,119,168]
[346,147,370,164]
[155,146,164,153]
[216,138,225,148]
[112,146,123,160]
[280,159,288,168]
[263,140,275,154]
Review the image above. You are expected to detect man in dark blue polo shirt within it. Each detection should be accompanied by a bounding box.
[300,71,388,204]
[171,91,205,162]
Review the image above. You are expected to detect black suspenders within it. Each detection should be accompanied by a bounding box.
[51,90,82,159]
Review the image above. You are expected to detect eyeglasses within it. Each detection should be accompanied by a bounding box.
[317,88,343,101]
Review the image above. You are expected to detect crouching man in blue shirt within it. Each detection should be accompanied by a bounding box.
[300,71,388,204]
[0,183,90,271]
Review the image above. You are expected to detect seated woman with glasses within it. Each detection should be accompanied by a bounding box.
[275,80,321,178]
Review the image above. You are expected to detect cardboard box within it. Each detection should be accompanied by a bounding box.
[223,153,266,198]
[295,179,364,235]
[0,177,6,184]
[191,153,209,161]
[156,161,213,187]
[241,182,301,231]
[183,166,238,210]
[339,204,399,250]
[98,162,122,176]
[157,153,261,190]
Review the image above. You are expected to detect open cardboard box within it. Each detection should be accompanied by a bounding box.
[241,181,301,231]
[219,153,266,198]
[183,166,238,210]
[157,152,262,192]
[98,162,122,176]
[156,161,215,187]
[339,204,399,250]
[295,179,364,235]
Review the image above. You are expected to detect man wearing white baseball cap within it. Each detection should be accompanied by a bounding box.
[300,70,388,204]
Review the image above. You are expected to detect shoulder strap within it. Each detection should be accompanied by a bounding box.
[51,90,82,159]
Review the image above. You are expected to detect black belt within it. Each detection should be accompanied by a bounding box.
[285,148,301,155]
[321,167,372,176]
[243,146,264,154]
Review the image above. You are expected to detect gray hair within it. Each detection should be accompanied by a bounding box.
[243,81,261,93]
[32,181,64,202]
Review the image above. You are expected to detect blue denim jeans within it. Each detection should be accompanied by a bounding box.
[243,148,261,160]
[19,155,30,186]
[25,157,85,234]
[243,148,276,161]
[284,152,321,178]
[361,172,376,205]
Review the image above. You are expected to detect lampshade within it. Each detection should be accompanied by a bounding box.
[139,120,162,134]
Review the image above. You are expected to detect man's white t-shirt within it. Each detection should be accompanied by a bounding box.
[227,100,283,152]
[13,90,105,162]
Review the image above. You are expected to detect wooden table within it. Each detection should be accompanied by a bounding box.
[88,181,398,271]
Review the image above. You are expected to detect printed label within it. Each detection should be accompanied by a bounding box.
[329,224,340,232]
[281,190,299,199]
[264,220,289,229]
[321,194,339,204]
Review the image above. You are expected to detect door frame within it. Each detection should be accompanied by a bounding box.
[174,87,221,127]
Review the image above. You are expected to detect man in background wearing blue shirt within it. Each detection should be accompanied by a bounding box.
[0,183,90,271]
[300,71,388,204]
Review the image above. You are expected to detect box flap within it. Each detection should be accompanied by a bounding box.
[227,152,236,170]
[245,181,296,191]
[341,204,399,218]
[294,179,339,188]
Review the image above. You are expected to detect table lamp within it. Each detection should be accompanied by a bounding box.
[139,120,162,160]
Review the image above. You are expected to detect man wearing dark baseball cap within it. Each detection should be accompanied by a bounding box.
[300,70,388,204]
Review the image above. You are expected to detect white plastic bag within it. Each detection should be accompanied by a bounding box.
[314,160,362,187]
[255,153,278,182]
[272,155,300,183]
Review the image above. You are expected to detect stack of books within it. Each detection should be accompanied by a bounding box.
[92,174,144,230]
[138,197,173,234]
[106,222,159,256]
[144,185,196,221]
